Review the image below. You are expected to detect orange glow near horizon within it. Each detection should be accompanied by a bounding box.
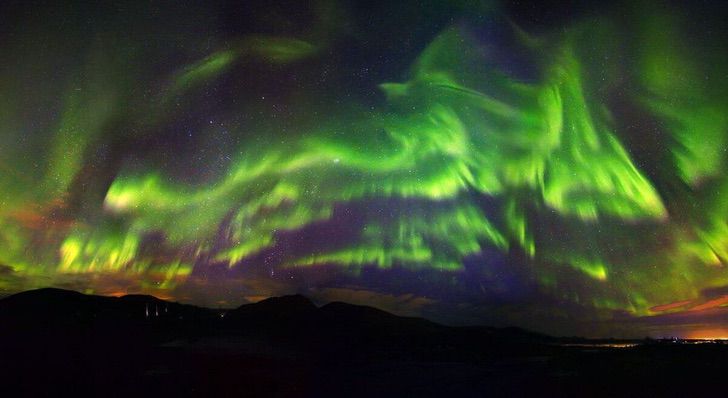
[683,328,728,340]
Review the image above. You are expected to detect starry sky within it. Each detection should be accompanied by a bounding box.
[2,0,728,338]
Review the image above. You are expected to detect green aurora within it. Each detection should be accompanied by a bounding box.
[1,0,728,336]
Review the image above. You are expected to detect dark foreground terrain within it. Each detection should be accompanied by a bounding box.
[2,288,728,397]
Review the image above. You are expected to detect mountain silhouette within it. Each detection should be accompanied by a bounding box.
[225,294,318,325]
[0,287,218,349]
[3,288,728,397]
[320,301,438,329]
[0,287,554,358]
[0,287,552,345]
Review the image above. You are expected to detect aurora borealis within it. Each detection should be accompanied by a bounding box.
[2,0,728,338]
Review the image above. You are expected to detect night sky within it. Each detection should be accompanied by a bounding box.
[2,0,728,338]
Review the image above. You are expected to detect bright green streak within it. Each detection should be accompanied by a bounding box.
[2,2,728,322]
[102,26,665,282]
[289,204,506,271]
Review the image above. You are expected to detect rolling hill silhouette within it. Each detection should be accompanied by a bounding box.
[0,288,552,344]
[0,287,217,331]
[3,288,728,397]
